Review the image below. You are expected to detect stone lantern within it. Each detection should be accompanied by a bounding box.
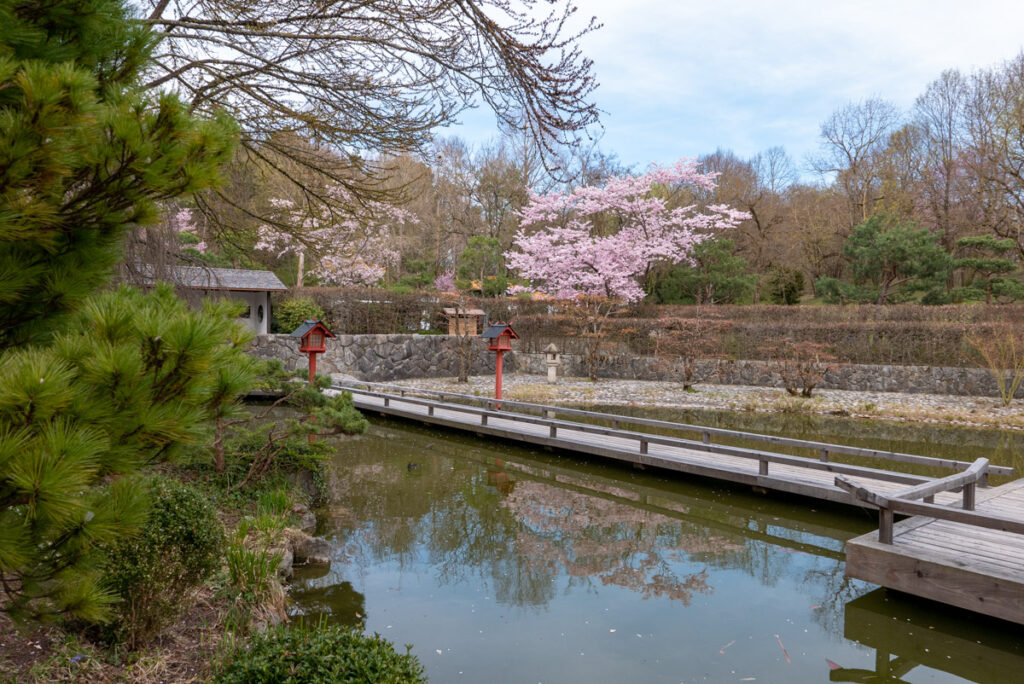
[544,343,561,384]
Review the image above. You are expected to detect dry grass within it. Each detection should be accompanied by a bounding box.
[1,588,233,683]
[505,383,595,403]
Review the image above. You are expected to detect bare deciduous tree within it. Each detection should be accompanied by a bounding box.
[812,97,901,226]
[142,0,600,235]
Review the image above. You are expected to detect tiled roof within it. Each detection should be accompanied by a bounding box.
[140,266,288,291]
[288,319,335,338]
[441,308,486,316]
[481,323,518,339]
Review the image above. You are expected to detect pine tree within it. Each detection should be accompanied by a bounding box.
[0,0,236,348]
[955,235,1024,303]
[0,0,241,622]
[0,286,258,622]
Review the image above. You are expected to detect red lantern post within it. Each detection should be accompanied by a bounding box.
[290,319,335,383]
[481,323,519,403]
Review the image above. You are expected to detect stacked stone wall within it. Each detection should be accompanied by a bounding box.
[251,334,502,381]
[251,334,1013,397]
[515,353,1015,397]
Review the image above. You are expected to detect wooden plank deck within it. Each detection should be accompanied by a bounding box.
[337,385,967,509]
[845,479,1024,624]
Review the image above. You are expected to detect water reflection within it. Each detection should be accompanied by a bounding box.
[835,590,1024,683]
[288,414,1022,683]
[314,425,863,613]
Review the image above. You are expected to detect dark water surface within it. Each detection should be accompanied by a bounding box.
[290,409,1024,683]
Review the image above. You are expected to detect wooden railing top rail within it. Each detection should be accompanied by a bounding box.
[891,457,990,502]
[335,381,1015,477]
[835,459,1024,542]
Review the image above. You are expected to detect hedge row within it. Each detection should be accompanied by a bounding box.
[284,287,565,335]
[280,288,1023,367]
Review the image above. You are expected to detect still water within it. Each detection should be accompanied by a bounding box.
[290,410,1024,683]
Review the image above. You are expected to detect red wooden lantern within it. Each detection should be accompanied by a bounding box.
[290,319,335,382]
[480,323,518,402]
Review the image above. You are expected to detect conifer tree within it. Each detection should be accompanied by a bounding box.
[0,0,235,348]
[955,235,1024,303]
[0,0,241,622]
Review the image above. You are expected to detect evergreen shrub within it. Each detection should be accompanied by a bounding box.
[102,476,224,646]
[274,298,326,333]
[215,623,427,684]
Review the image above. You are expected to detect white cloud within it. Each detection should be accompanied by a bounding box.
[451,0,1024,174]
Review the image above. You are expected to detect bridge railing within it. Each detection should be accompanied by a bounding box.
[835,459,1024,543]
[339,383,947,491]
[334,381,1015,479]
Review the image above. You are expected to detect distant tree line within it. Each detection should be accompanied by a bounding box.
[136,20,1024,307]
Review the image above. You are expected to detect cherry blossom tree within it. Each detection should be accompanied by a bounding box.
[506,159,748,303]
[255,185,415,286]
[506,159,747,379]
[168,207,207,254]
[434,269,456,292]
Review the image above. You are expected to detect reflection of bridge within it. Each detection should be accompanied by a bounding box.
[457,440,857,562]
[833,590,1024,683]
[336,382,1024,624]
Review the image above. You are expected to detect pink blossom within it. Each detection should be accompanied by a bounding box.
[506,159,748,303]
[255,184,416,286]
[434,270,456,292]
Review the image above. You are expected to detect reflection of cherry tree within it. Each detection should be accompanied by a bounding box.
[255,186,415,285]
[502,480,736,605]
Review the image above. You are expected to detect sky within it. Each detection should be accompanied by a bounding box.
[451,0,1024,176]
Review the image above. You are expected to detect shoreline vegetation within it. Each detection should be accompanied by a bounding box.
[0,376,402,683]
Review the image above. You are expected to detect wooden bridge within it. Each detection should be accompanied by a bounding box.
[334,382,1024,624]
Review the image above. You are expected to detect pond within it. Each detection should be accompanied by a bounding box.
[289,409,1024,683]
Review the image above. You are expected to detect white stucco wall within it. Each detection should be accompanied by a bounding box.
[223,291,271,334]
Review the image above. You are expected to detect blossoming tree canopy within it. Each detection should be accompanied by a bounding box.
[506,159,749,303]
[255,185,416,286]
[169,207,207,253]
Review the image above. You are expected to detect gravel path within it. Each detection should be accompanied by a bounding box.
[346,373,1024,431]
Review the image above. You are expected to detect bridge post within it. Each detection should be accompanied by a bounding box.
[964,482,976,510]
[878,509,894,544]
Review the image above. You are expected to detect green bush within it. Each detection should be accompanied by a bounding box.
[274,297,326,334]
[215,623,427,684]
[101,476,224,646]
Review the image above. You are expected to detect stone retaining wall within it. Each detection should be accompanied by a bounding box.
[250,334,1009,397]
[515,352,1013,397]
[251,334,504,381]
